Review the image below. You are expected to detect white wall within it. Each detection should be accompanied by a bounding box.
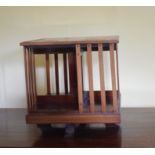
[0,6,155,108]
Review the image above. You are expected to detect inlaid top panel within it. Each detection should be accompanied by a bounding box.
[20,36,119,46]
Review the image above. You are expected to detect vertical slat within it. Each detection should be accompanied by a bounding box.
[76,44,83,112]
[45,53,51,95]
[87,44,95,112]
[32,52,37,97]
[55,53,59,94]
[31,50,37,110]
[27,48,34,111]
[116,43,120,112]
[63,53,68,94]
[24,47,31,112]
[29,49,35,110]
[98,43,106,112]
[116,44,120,92]
[110,43,118,112]
[29,48,35,111]
[81,53,84,96]
[30,49,36,111]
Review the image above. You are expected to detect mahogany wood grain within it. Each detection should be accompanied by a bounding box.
[87,44,95,112]
[32,52,37,106]
[30,49,36,111]
[30,49,37,110]
[26,113,120,124]
[37,95,76,110]
[20,36,119,46]
[24,47,31,112]
[98,44,106,112]
[76,44,83,112]
[28,48,34,111]
[110,43,118,112]
[116,44,120,92]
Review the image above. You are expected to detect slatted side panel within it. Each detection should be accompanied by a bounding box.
[76,44,84,112]
[110,43,118,112]
[79,43,119,113]
[87,44,95,112]
[24,47,37,112]
[35,52,73,96]
[98,44,106,112]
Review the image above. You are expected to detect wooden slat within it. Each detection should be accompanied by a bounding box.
[29,49,36,110]
[110,43,118,112]
[45,53,51,95]
[31,50,37,110]
[87,44,95,112]
[116,44,120,92]
[67,52,78,110]
[63,53,68,94]
[55,53,59,94]
[24,47,31,111]
[81,53,84,98]
[75,44,83,112]
[30,49,36,111]
[98,44,106,112]
[32,53,37,97]
[116,43,120,112]
[27,48,34,111]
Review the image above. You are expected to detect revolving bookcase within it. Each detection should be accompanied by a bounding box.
[20,36,120,127]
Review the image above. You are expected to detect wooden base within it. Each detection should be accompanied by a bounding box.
[26,112,120,124]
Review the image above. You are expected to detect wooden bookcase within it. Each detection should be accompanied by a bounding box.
[20,36,120,127]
